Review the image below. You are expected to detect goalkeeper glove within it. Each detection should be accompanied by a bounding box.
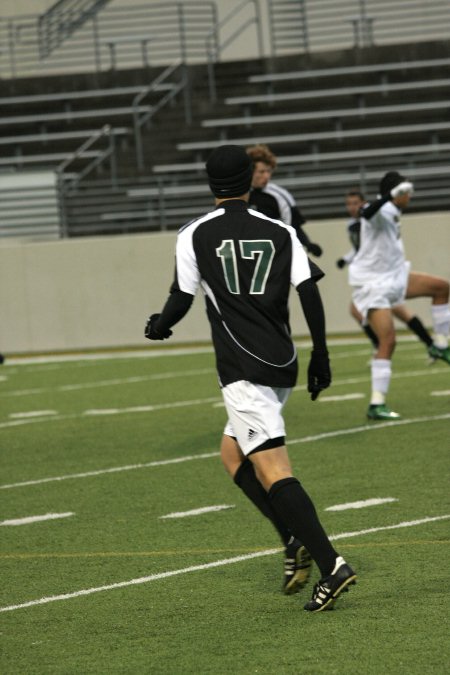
[144,314,173,340]
[307,349,331,401]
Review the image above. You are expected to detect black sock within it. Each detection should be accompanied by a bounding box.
[234,459,293,547]
[269,477,338,577]
[363,323,379,349]
[407,316,433,347]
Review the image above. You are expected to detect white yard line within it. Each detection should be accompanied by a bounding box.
[1,514,448,613]
[1,368,215,398]
[9,411,58,419]
[1,365,444,412]
[1,413,448,491]
[287,413,450,446]
[0,453,220,490]
[160,505,235,519]
[1,512,74,527]
[318,393,365,402]
[326,498,398,512]
[83,396,221,417]
[430,390,450,397]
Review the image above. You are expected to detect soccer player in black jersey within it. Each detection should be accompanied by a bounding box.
[145,145,356,612]
[246,144,323,257]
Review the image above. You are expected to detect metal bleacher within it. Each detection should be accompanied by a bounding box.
[0,1,449,238]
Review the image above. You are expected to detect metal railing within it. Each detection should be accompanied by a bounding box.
[133,61,191,170]
[56,124,117,237]
[205,0,264,101]
[267,0,450,55]
[0,2,217,79]
[38,0,110,58]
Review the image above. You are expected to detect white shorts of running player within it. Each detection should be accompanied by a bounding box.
[352,261,411,324]
[222,380,291,455]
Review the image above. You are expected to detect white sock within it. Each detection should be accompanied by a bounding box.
[371,358,391,405]
[431,304,450,348]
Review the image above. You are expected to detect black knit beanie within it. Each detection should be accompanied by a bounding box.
[379,171,406,197]
[205,145,252,198]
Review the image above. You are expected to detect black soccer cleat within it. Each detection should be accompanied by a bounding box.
[304,556,356,612]
[283,542,312,595]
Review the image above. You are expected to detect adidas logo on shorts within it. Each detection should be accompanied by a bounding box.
[248,428,257,440]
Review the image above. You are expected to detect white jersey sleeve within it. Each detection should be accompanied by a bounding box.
[289,225,312,287]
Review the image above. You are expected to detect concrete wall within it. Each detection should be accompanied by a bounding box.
[1,211,449,354]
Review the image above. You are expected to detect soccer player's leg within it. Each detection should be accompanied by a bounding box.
[221,385,311,594]
[366,308,400,420]
[250,446,356,612]
[406,272,450,365]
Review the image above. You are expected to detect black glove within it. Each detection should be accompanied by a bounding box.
[144,313,173,340]
[307,349,331,401]
[307,242,323,257]
[336,258,346,269]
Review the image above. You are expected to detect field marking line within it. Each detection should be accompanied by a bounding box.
[1,367,446,429]
[159,505,235,519]
[2,539,449,561]
[0,453,220,490]
[1,514,448,613]
[83,396,221,417]
[318,393,365,402]
[0,513,74,527]
[1,413,448,491]
[287,412,450,446]
[326,498,398,511]
[1,368,216,398]
[431,390,450,396]
[9,410,58,419]
[3,334,421,367]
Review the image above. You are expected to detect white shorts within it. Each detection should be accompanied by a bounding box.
[352,261,410,323]
[222,380,291,455]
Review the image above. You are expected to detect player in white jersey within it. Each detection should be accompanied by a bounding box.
[348,172,450,420]
[337,189,434,354]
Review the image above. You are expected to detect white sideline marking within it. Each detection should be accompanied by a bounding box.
[160,505,235,519]
[84,396,221,417]
[431,390,450,397]
[1,413,449,491]
[1,368,446,430]
[9,410,57,419]
[4,334,420,367]
[0,453,220,490]
[1,514,448,613]
[0,512,74,527]
[326,498,398,512]
[287,412,450,446]
[1,368,215,398]
[318,393,365,402]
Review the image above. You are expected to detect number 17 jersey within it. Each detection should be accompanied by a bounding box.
[173,199,322,388]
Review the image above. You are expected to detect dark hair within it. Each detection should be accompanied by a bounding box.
[379,171,406,197]
[346,189,365,201]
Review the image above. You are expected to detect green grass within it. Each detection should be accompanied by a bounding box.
[1,339,449,674]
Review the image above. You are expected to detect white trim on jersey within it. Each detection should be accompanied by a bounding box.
[176,208,224,295]
[263,182,296,226]
[247,208,311,288]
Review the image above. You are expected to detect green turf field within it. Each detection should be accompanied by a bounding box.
[1,339,449,674]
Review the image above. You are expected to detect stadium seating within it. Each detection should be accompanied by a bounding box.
[0,35,449,237]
